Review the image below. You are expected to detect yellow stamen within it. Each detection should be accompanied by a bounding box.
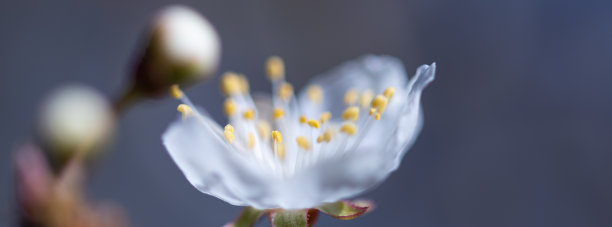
[375,113,381,120]
[299,115,307,124]
[369,108,376,116]
[220,72,243,96]
[371,95,388,114]
[223,98,236,116]
[256,120,271,140]
[243,108,255,120]
[176,104,193,120]
[296,136,310,150]
[316,129,333,143]
[266,56,285,81]
[360,89,374,108]
[247,133,255,149]
[342,106,360,122]
[238,74,250,93]
[224,124,235,144]
[272,130,283,144]
[307,85,323,103]
[272,130,285,159]
[277,144,285,159]
[340,123,357,136]
[307,119,320,129]
[169,84,183,99]
[383,87,395,100]
[320,112,332,124]
[278,82,293,101]
[344,89,358,106]
[273,108,285,120]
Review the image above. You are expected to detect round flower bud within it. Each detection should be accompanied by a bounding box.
[132,5,221,96]
[37,84,115,167]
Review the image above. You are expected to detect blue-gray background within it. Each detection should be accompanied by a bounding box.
[2,0,612,226]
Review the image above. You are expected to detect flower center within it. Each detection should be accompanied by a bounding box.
[171,56,395,178]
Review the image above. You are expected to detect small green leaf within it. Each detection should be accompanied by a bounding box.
[317,200,374,220]
[225,207,263,227]
[268,209,319,227]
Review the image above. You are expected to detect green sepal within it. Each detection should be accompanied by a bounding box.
[317,200,374,220]
[225,207,264,227]
[267,209,319,227]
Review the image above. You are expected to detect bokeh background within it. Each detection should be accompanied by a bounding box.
[2,0,612,226]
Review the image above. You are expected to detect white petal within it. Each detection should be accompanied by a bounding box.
[298,55,408,119]
[354,62,435,152]
[162,117,270,206]
[392,63,436,163]
[273,145,398,209]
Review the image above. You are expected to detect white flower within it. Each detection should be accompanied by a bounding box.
[162,55,435,209]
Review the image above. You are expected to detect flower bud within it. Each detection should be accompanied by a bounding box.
[131,5,221,97]
[37,84,115,167]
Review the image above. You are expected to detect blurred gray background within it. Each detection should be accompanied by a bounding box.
[2,0,612,226]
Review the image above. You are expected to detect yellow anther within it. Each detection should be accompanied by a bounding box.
[371,95,389,114]
[238,74,250,93]
[383,87,395,100]
[256,120,271,140]
[225,124,234,133]
[266,56,285,81]
[344,89,358,106]
[223,98,236,116]
[272,130,283,144]
[375,113,381,120]
[299,115,307,124]
[220,72,243,96]
[360,89,374,108]
[340,123,357,136]
[307,85,323,103]
[307,119,320,129]
[224,124,235,144]
[177,104,193,120]
[272,130,285,159]
[342,106,360,122]
[243,108,255,120]
[316,130,332,143]
[278,82,294,101]
[170,84,183,99]
[273,108,285,120]
[369,108,376,116]
[320,112,332,124]
[247,133,255,149]
[296,136,310,151]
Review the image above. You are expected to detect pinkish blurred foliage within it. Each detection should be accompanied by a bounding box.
[15,143,128,227]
